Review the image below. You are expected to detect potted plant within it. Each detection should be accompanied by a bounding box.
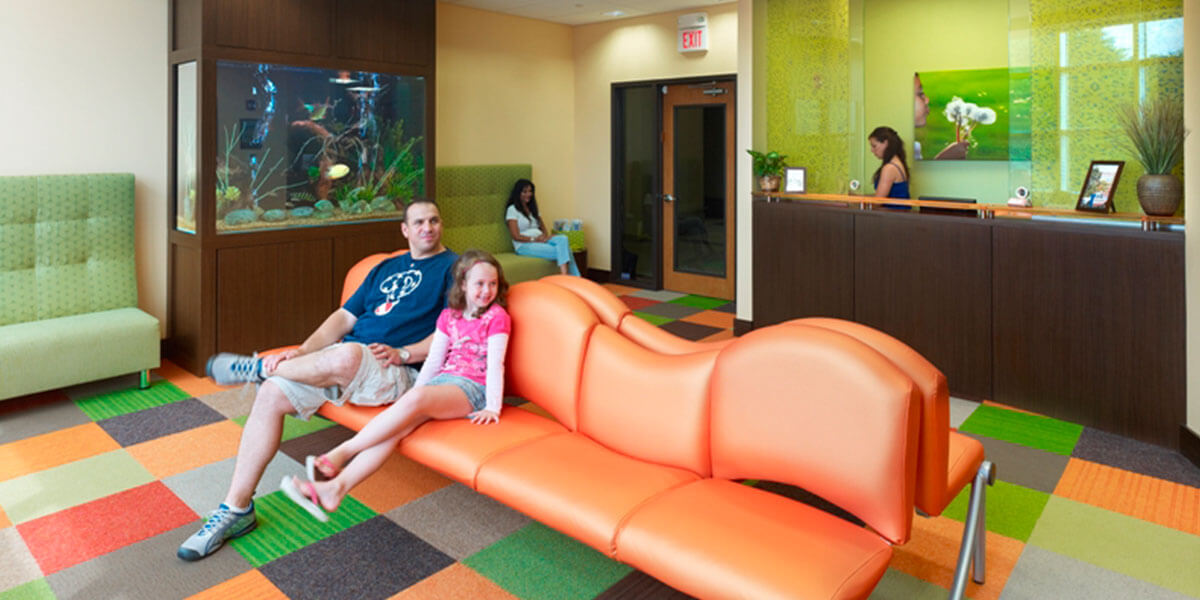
[747,150,787,192]
[1116,97,1187,216]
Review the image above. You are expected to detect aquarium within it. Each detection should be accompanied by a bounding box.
[176,61,197,233]
[212,60,426,233]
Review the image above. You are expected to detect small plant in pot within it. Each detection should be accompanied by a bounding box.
[1117,96,1187,216]
[747,150,787,192]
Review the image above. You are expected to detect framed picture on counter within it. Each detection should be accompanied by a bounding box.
[784,167,807,193]
[1075,160,1124,213]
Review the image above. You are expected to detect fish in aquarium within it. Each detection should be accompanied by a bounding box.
[304,97,336,121]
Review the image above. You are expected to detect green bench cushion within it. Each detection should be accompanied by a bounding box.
[0,308,160,399]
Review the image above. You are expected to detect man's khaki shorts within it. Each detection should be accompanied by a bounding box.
[267,342,418,420]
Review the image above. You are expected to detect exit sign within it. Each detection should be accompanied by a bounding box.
[677,12,708,53]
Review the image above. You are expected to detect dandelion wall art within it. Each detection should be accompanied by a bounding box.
[914,67,1027,161]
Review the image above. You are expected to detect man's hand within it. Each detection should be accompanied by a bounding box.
[261,349,298,376]
[469,409,500,425]
[367,343,400,366]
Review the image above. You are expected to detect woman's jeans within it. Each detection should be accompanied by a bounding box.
[514,235,580,276]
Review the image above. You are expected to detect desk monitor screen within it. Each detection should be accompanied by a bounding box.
[918,196,977,217]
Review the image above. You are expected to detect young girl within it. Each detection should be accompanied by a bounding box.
[281,249,511,521]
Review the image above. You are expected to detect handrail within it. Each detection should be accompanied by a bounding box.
[752,192,1184,231]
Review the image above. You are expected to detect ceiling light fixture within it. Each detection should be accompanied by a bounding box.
[603,10,625,17]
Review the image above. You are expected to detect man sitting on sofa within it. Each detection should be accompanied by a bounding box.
[178,198,457,561]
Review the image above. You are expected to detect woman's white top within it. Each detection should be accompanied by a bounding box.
[505,205,542,249]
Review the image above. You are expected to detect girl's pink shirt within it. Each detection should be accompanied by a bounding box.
[435,304,511,385]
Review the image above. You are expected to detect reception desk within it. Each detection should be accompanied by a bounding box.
[752,195,1185,449]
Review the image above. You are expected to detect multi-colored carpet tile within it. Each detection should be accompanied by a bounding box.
[2,285,1198,599]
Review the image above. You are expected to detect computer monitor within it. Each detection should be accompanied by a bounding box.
[917,196,977,217]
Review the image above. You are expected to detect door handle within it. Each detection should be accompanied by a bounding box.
[662,194,675,203]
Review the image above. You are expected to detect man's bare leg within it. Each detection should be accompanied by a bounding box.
[269,343,364,388]
[223,381,295,508]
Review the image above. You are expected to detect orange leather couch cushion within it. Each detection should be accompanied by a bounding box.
[542,275,629,327]
[474,432,698,555]
[793,317,985,516]
[578,326,717,476]
[504,282,597,431]
[616,315,733,355]
[709,324,920,545]
[399,407,566,487]
[615,479,893,600]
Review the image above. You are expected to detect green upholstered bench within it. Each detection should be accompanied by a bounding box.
[0,174,160,400]
[435,164,559,284]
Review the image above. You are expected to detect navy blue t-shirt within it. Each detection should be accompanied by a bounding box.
[342,250,458,348]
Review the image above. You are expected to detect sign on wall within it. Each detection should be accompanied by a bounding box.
[678,13,708,53]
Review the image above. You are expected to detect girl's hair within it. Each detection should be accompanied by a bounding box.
[505,179,539,220]
[870,126,909,186]
[447,249,509,316]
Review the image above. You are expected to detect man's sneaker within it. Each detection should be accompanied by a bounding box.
[206,353,265,386]
[177,502,256,561]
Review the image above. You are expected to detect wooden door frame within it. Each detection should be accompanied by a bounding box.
[661,80,736,299]
[609,74,737,292]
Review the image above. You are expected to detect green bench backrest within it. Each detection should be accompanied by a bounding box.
[436,164,531,256]
[0,174,138,326]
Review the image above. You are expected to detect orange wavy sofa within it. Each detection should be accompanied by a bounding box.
[316,253,930,599]
[543,276,996,597]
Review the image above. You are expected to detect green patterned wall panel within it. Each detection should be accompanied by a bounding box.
[766,0,854,193]
[1029,0,1183,211]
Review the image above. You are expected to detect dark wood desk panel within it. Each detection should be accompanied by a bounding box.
[752,201,854,327]
[751,199,1186,449]
[992,222,1185,448]
[854,213,993,400]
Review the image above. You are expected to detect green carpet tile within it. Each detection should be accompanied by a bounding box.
[231,414,337,443]
[958,404,1084,456]
[1027,496,1200,597]
[0,450,154,524]
[465,522,633,600]
[73,381,191,421]
[942,479,1050,542]
[631,311,673,326]
[231,491,376,567]
[668,294,729,310]
[0,579,53,600]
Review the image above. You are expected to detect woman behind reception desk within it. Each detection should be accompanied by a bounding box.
[869,126,911,209]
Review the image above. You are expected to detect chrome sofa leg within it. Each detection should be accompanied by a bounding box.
[948,460,995,600]
[139,370,151,389]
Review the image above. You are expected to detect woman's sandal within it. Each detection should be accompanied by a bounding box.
[305,455,340,481]
[280,476,329,523]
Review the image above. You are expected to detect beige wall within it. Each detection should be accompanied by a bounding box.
[1185,0,1199,434]
[573,4,740,271]
[436,3,575,223]
[1,0,168,332]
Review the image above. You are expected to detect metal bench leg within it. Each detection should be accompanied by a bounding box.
[948,460,995,600]
[139,370,151,390]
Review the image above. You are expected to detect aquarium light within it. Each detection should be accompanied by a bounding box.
[329,77,358,84]
[347,86,381,93]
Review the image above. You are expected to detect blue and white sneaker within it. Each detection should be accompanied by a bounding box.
[206,353,265,386]
[176,502,256,561]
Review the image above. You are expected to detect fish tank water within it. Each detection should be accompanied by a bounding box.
[177,60,427,234]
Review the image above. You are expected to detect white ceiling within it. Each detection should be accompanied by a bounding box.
[442,0,736,26]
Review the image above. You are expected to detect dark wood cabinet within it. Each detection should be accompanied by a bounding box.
[166,0,436,375]
[752,200,1185,449]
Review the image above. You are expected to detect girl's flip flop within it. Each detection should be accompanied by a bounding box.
[280,476,329,523]
[305,455,339,481]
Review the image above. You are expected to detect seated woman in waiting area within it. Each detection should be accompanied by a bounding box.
[505,179,580,276]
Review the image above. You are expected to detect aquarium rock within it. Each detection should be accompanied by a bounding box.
[371,197,395,212]
[290,207,315,218]
[262,209,287,222]
[224,209,257,226]
[314,200,334,212]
